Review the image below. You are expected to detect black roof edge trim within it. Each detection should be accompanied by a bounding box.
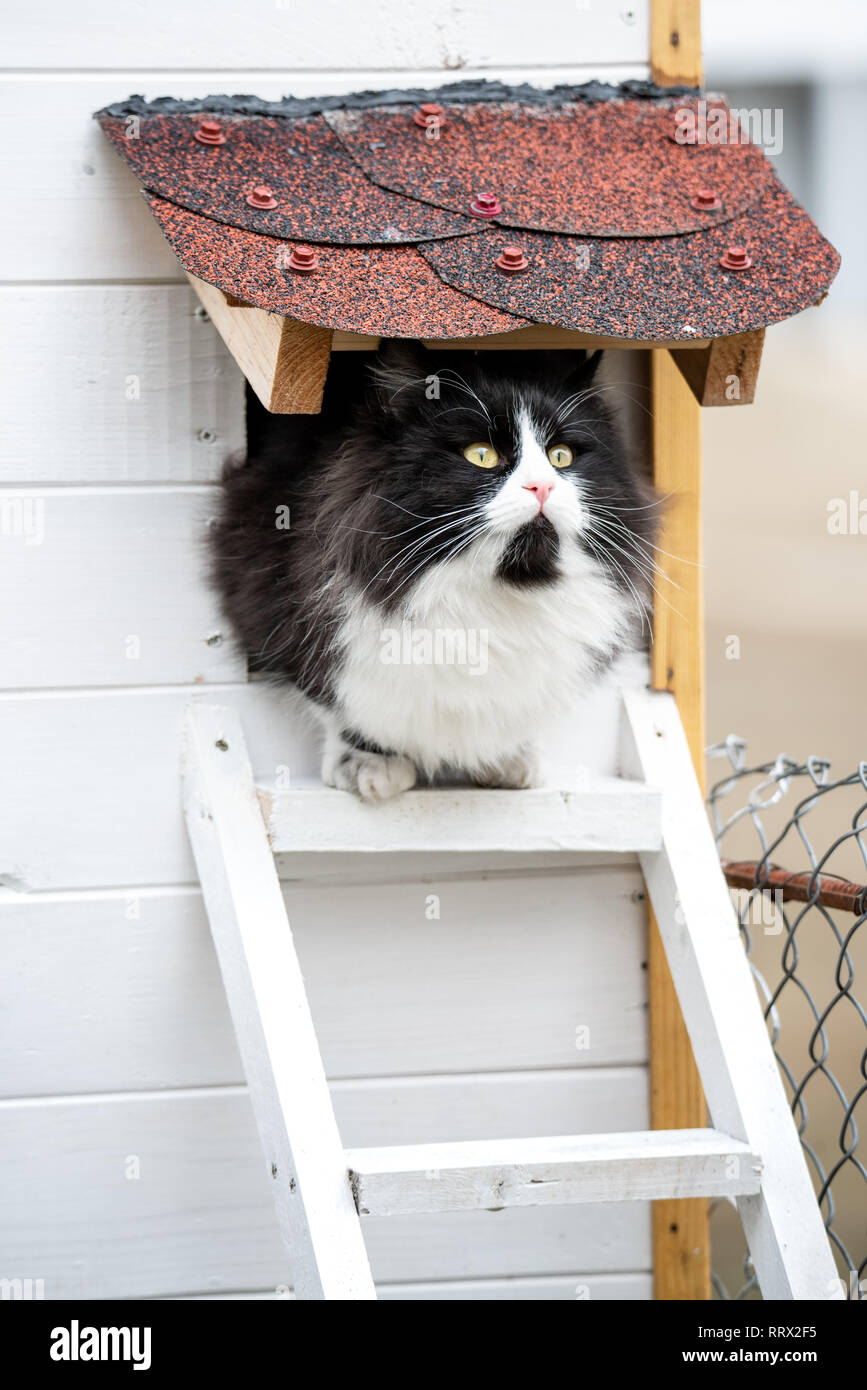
[95,77,703,121]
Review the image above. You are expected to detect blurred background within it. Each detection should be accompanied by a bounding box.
[702,0,867,776]
[701,0,867,1297]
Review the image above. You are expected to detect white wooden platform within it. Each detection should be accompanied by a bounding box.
[260,777,661,855]
[348,1129,762,1215]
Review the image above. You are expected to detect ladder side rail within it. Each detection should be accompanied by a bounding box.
[182,702,376,1301]
[620,687,841,1301]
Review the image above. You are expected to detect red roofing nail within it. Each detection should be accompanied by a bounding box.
[691,188,722,211]
[469,192,503,218]
[719,245,753,271]
[414,103,445,130]
[246,185,278,210]
[193,119,226,146]
[495,245,529,274]
[286,245,319,273]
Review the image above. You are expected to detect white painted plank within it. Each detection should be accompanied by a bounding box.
[381,1271,652,1299]
[0,81,182,281]
[620,687,843,1302]
[0,871,647,1090]
[0,685,318,890]
[182,703,374,1299]
[0,1090,650,1297]
[278,872,648,1075]
[264,776,660,854]
[0,881,648,1084]
[0,911,648,1115]
[0,888,241,1094]
[276,849,632,884]
[0,287,244,483]
[0,71,648,280]
[4,3,650,71]
[186,1271,653,1300]
[332,1069,650,1145]
[0,488,246,687]
[347,1129,761,1215]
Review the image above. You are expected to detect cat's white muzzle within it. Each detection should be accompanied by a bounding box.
[484,463,584,538]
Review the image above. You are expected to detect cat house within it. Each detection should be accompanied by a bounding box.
[0,0,841,1303]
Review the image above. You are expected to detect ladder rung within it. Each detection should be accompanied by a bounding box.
[346,1129,762,1216]
[259,777,661,854]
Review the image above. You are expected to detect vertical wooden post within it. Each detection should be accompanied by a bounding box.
[649,0,711,1301]
[650,0,703,87]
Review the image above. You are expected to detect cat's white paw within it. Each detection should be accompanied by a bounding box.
[473,747,541,790]
[324,748,418,803]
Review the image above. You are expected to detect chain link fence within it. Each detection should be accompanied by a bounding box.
[706,739,867,1300]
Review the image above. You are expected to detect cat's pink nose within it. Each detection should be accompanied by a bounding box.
[523,480,555,508]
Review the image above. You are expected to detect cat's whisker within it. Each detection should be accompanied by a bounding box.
[382,511,488,584]
[386,514,489,567]
[639,583,688,625]
[588,512,693,583]
[375,500,489,553]
[374,371,439,406]
[376,366,493,431]
[388,522,492,603]
[383,364,493,430]
[394,517,491,588]
[367,495,486,526]
[335,518,430,539]
[584,515,675,591]
[583,527,680,637]
[557,382,656,425]
[361,500,482,554]
[581,534,652,639]
[432,369,493,426]
[378,507,485,567]
[584,491,673,513]
[587,513,666,566]
[368,495,448,522]
[589,535,689,625]
[586,522,682,596]
[554,384,616,420]
[392,531,490,606]
[354,506,487,601]
[431,404,491,426]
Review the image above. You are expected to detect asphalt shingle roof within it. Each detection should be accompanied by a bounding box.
[96,81,839,342]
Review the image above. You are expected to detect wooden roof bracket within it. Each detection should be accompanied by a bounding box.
[188,273,765,415]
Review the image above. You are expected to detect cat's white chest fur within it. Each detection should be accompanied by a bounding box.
[334,537,633,775]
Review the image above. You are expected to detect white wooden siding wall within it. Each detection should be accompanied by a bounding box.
[0,0,654,1301]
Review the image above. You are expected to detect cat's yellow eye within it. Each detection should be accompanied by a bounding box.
[547,444,573,469]
[463,443,500,469]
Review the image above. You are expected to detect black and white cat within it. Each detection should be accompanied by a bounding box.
[211,344,658,801]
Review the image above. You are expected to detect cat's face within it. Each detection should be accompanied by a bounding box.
[326,344,657,612]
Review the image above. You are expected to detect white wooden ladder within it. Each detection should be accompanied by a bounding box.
[181,687,840,1300]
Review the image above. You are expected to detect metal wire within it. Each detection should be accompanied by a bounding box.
[706,738,867,1301]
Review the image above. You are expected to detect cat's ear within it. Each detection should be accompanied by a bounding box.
[562,349,603,385]
[553,348,605,399]
[371,339,432,416]
[581,349,604,381]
